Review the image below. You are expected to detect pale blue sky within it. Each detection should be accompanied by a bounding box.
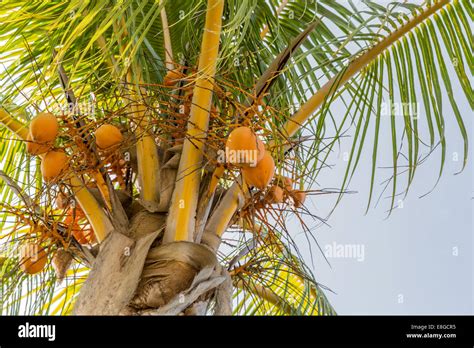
[303,110,472,314]
[293,44,473,314]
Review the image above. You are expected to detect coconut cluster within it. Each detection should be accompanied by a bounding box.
[27,112,68,182]
[27,112,123,182]
[21,114,121,276]
[224,126,307,208]
[267,176,306,207]
[225,126,274,189]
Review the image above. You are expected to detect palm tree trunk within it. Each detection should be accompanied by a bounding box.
[73,212,164,314]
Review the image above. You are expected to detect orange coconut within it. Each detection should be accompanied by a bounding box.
[283,176,293,191]
[292,190,306,208]
[19,243,48,275]
[163,69,185,86]
[94,124,123,150]
[267,185,284,204]
[242,151,275,189]
[26,132,51,156]
[29,112,58,143]
[225,126,265,167]
[41,150,69,182]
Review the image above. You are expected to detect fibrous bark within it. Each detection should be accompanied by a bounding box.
[72,210,166,315]
[125,241,218,313]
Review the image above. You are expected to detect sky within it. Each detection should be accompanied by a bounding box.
[303,108,472,314]
[292,39,473,314]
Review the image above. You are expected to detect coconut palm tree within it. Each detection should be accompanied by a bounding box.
[0,0,471,315]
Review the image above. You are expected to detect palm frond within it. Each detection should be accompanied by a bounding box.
[229,231,335,316]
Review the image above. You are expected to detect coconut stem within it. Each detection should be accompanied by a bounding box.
[129,74,161,208]
[163,0,225,243]
[116,14,162,209]
[160,4,174,71]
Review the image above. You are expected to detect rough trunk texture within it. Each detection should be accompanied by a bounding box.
[125,241,218,314]
[73,229,161,315]
[72,210,166,315]
[72,207,229,315]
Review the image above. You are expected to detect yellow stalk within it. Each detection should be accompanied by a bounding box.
[67,175,113,242]
[128,70,161,207]
[91,172,112,211]
[260,0,289,39]
[214,190,239,238]
[233,278,294,315]
[164,0,224,243]
[0,108,29,140]
[201,179,242,250]
[0,108,113,242]
[203,0,450,246]
[209,166,225,194]
[118,13,161,208]
[160,4,174,70]
[136,133,160,204]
